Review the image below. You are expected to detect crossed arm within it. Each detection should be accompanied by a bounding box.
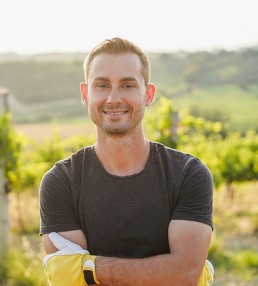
[42,219,212,286]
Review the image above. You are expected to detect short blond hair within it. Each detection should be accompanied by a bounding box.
[83,37,150,86]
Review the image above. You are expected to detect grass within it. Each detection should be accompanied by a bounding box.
[209,182,258,285]
[1,235,47,286]
[0,191,47,286]
[1,180,257,285]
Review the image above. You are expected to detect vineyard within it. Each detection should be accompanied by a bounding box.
[1,46,258,286]
[0,93,258,285]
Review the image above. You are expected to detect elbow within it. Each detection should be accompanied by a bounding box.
[185,269,202,286]
[174,269,200,286]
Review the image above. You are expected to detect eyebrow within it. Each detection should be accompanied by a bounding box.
[119,77,137,82]
[92,77,137,83]
[93,77,110,82]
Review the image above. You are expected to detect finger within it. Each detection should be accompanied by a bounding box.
[43,253,56,267]
[48,232,76,250]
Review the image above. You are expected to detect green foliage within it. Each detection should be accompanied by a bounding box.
[0,113,22,191]
[33,130,66,171]
[145,97,257,190]
[3,93,257,195]
[209,246,258,275]
[171,111,258,189]
[0,235,47,286]
[63,134,95,153]
[208,234,232,270]
[209,231,258,275]
[8,126,95,193]
[8,139,42,192]
[233,250,258,270]
[4,237,47,286]
[209,236,258,273]
[1,115,257,285]
[0,113,20,167]
[178,112,227,140]
[0,255,8,285]
[218,132,258,185]
[32,129,95,172]
[145,96,177,148]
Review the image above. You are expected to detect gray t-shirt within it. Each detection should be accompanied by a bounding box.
[40,142,213,258]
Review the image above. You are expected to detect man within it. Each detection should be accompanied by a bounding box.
[40,37,214,285]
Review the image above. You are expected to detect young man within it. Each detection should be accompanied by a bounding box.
[40,37,214,285]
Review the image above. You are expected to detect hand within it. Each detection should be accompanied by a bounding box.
[43,232,89,267]
[43,232,100,286]
[43,232,88,266]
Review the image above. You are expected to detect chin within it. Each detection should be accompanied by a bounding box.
[101,123,132,135]
[104,128,130,135]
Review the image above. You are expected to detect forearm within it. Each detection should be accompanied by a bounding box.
[95,253,201,286]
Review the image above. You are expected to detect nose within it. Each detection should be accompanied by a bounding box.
[106,88,122,105]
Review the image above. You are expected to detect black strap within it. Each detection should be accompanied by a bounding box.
[84,269,96,285]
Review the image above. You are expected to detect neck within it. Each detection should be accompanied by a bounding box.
[94,129,150,176]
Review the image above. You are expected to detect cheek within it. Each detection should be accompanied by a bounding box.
[87,95,101,106]
[87,98,105,117]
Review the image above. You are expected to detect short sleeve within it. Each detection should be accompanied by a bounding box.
[171,158,213,229]
[39,164,81,235]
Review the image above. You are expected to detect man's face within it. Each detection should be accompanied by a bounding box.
[81,53,154,135]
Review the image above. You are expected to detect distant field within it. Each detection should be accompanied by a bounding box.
[11,84,258,135]
[15,121,95,141]
[1,48,258,134]
[171,84,258,132]
[6,81,256,135]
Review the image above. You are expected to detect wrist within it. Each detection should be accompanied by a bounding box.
[94,256,103,283]
[95,256,114,285]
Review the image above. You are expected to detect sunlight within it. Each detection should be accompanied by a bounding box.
[1,0,258,54]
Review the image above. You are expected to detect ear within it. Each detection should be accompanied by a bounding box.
[145,84,155,106]
[80,82,88,107]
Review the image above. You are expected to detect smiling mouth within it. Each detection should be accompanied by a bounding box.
[104,111,128,115]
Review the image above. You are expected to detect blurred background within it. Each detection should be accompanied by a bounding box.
[0,0,257,285]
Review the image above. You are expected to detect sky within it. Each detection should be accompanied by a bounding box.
[0,0,258,54]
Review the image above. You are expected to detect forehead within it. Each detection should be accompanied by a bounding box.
[88,53,143,79]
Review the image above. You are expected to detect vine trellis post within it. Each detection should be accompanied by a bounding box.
[0,87,10,256]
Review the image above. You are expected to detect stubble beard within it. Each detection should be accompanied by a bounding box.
[89,107,145,136]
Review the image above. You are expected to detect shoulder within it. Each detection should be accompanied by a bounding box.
[151,141,212,182]
[152,141,205,167]
[152,141,193,160]
[57,146,90,168]
[41,146,92,184]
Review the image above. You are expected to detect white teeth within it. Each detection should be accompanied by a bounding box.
[105,112,126,115]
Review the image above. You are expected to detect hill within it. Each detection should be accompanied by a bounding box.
[0,48,257,132]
